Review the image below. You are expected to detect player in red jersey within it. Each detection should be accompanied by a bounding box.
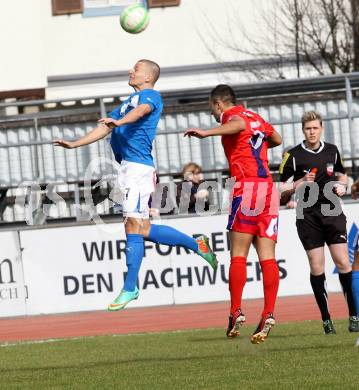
[184,85,282,344]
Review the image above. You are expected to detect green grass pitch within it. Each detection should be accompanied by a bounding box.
[0,320,357,389]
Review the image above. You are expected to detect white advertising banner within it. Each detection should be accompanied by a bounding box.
[20,224,174,315]
[18,202,359,315]
[0,231,26,317]
[169,212,307,305]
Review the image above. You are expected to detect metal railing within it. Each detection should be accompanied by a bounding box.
[1,73,359,224]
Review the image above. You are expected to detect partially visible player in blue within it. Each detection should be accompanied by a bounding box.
[351,179,359,342]
[54,59,217,311]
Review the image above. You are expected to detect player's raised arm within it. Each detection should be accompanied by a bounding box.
[53,123,112,149]
[184,117,246,138]
[99,104,152,128]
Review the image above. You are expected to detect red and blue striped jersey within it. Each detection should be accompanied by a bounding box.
[221,105,274,181]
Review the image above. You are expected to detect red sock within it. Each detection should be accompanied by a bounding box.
[260,258,279,317]
[229,256,247,315]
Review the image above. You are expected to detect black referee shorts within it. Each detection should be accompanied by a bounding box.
[296,207,347,251]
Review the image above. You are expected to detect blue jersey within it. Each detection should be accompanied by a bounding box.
[109,89,163,167]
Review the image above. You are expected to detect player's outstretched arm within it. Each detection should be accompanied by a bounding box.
[53,123,111,149]
[184,117,246,138]
[99,104,152,128]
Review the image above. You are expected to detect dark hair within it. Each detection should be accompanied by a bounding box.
[210,84,236,105]
[138,59,160,84]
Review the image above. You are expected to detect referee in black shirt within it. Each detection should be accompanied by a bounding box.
[280,111,358,334]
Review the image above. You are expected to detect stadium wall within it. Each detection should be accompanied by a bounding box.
[1,81,359,224]
[1,203,358,317]
[1,0,267,97]
[0,0,46,92]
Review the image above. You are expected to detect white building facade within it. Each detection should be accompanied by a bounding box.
[0,0,276,100]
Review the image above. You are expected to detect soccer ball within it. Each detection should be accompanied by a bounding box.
[120,4,149,34]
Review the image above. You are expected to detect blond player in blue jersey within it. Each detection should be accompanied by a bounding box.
[54,59,217,311]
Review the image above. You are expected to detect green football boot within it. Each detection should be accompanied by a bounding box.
[195,235,218,270]
[107,287,139,312]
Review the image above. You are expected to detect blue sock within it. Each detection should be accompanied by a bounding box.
[352,270,359,316]
[148,224,198,253]
[123,234,144,292]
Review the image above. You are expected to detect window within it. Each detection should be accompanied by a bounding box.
[52,0,179,17]
[52,0,83,15]
[147,0,180,7]
[83,0,146,17]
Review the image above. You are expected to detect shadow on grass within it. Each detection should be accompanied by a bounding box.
[2,340,354,375]
[267,332,322,339]
[187,336,227,343]
[1,340,355,376]
[0,353,238,374]
[187,331,321,343]
[267,342,354,352]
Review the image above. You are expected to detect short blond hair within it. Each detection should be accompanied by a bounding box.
[138,59,160,84]
[301,111,322,128]
[182,162,202,180]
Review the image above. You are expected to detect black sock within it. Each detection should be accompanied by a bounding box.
[338,271,357,317]
[310,273,331,321]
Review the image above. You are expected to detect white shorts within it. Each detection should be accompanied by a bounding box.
[116,160,156,219]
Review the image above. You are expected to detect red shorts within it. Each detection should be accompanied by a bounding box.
[227,178,279,241]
